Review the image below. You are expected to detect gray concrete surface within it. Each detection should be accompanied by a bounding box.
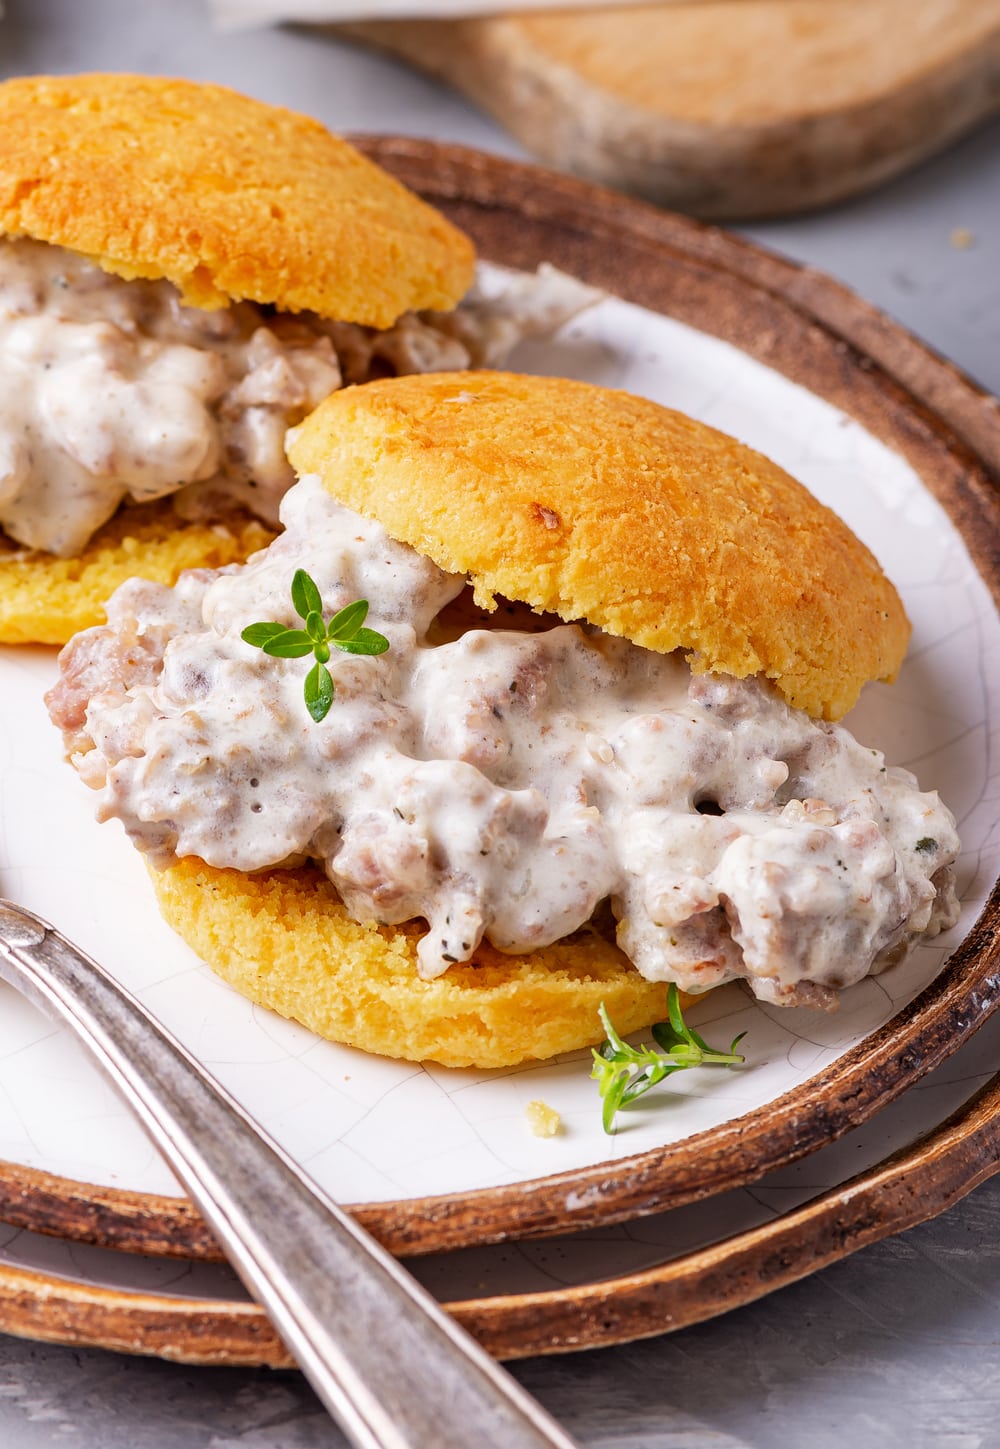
[1,1,999,1444]
[4,1180,1000,1448]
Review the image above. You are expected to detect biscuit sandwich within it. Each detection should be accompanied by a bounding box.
[0,71,490,644]
[47,372,961,1068]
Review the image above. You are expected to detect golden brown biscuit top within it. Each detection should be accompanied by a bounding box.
[0,73,475,326]
[288,371,910,719]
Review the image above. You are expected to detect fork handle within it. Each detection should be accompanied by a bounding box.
[0,901,580,1449]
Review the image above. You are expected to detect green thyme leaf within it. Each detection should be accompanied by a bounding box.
[242,570,390,722]
[258,629,314,659]
[304,660,335,722]
[327,599,369,640]
[649,1019,684,1053]
[291,568,323,621]
[592,984,746,1133]
[335,628,392,656]
[667,983,689,1039]
[915,836,938,854]
[241,622,288,648]
[601,1072,631,1136]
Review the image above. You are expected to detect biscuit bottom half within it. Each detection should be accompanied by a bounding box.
[0,501,276,645]
[150,858,694,1069]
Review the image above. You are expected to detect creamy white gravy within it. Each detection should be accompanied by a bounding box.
[49,476,961,1010]
[0,238,592,556]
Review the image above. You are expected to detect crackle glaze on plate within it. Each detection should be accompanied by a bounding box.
[0,265,995,1214]
[4,998,1000,1304]
[1,978,1000,1367]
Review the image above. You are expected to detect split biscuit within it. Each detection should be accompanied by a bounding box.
[0,503,274,646]
[289,371,909,719]
[151,860,688,1070]
[0,73,474,324]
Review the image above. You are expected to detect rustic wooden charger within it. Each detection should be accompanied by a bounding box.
[3,1067,1000,1365]
[0,141,998,1361]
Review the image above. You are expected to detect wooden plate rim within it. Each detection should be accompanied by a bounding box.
[1,1067,998,1365]
[0,139,997,1263]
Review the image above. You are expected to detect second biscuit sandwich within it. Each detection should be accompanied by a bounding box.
[0,73,585,645]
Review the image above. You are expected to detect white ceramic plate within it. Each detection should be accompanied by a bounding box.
[1,271,995,1217]
[0,993,997,1315]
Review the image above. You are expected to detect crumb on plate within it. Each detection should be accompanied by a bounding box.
[526,1100,562,1138]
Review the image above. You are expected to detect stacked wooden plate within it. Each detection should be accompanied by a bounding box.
[0,143,998,1366]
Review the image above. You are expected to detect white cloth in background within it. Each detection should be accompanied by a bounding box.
[211,0,677,28]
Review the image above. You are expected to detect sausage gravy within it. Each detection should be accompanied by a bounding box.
[0,238,592,556]
[49,476,961,1010]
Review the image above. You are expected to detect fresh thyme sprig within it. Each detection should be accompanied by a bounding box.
[241,569,390,723]
[592,984,746,1134]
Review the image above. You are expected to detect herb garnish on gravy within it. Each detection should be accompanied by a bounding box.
[242,570,389,723]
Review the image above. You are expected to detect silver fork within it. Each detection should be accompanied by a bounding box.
[0,900,581,1449]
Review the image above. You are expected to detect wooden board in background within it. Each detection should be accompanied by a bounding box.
[337,0,1000,217]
